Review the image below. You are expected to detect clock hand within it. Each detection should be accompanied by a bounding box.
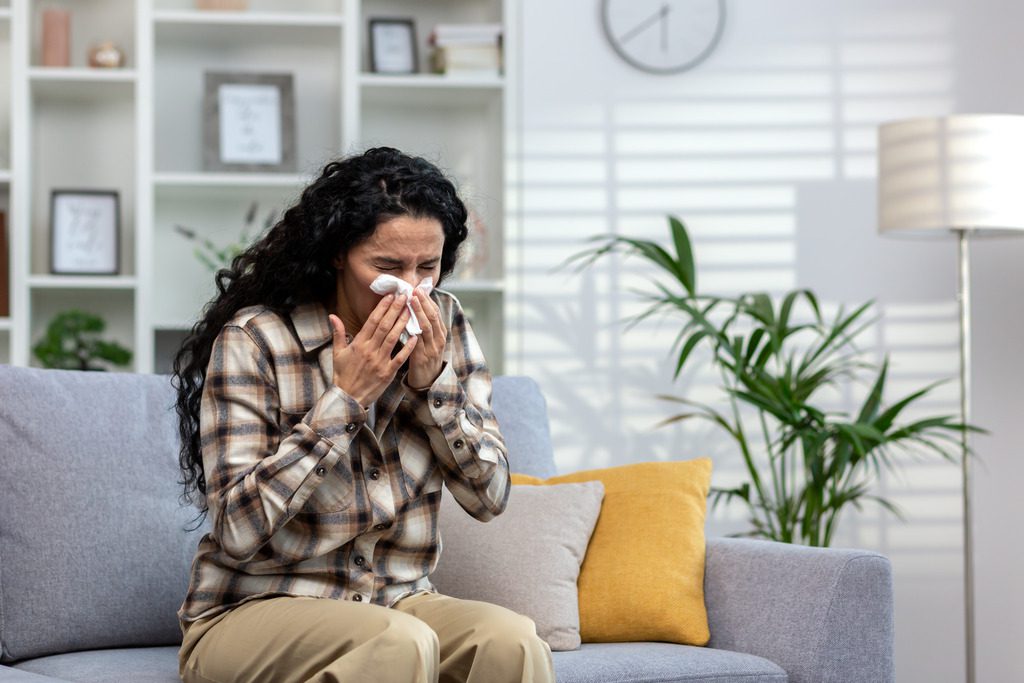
[620,4,671,45]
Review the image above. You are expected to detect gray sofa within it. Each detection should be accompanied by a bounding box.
[0,365,894,683]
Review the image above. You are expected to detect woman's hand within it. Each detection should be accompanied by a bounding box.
[405,287,448,390]
[329,293,419,406]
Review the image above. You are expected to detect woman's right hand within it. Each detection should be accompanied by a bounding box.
[329,293,419,407]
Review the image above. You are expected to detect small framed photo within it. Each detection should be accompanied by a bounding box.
[369,18,418,74]
[50,190,120,275]
[203,71,296,172]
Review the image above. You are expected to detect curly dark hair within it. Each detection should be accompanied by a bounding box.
[172,147,469,529]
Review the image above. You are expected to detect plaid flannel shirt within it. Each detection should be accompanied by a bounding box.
[177,290,510,626]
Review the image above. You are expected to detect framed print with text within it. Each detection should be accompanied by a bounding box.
[50,190,120,275]
[203,71,296,172]
[369,18,418,74]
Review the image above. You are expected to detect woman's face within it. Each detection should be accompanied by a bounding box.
[333,214,445,331]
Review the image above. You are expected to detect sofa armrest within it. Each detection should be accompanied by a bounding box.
[0,666,68,682]
[703,537,894,683]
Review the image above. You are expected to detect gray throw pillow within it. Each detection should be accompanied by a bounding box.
[430,480,605,651]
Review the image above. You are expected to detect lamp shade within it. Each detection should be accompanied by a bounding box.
[878,114,1024,236]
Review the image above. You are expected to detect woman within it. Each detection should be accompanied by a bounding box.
[173,147,555,683]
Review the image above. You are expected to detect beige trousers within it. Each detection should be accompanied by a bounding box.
[178,591,556,683]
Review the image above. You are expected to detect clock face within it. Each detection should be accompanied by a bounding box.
[601,0,725,75]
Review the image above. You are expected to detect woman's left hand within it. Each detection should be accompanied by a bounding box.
[406,287,447,390]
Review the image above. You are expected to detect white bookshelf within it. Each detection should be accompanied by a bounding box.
[1,0,512,373]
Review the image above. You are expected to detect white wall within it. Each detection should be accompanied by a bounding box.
[508,1,1024,680]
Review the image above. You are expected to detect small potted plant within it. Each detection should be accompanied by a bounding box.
[32,309,133,371]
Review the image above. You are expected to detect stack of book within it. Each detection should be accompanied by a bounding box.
[429,23,503,77]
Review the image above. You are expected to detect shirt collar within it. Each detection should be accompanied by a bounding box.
[289,300,333,353]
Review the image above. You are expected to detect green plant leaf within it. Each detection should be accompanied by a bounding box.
[668,215,696,295]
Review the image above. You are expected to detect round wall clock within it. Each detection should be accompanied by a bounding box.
[601,0,726,75]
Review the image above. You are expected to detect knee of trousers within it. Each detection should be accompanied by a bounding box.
[465,611,547,660]
[375,610,441,661]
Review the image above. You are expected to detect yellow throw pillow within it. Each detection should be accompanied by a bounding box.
[512,458,712,645]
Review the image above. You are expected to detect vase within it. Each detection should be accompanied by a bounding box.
[88,42,124,68]
[42,9,70,67]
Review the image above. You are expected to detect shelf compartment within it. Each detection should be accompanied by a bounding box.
[30,0,136,70]
[29,288,136,372]
[30,89,136,277]
[450,287,504,375]
[152,187,298,329]
[360,86,504,281]
[154,21,343,177]
[154,327,190,375]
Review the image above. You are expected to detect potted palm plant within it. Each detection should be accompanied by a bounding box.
[570,215,980,546]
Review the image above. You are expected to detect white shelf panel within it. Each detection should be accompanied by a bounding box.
[154,9,344,28]
[360,73,504,90]
[361,73,503,109]
[28,275,138,290]
[155,172,311,188]
[0,169,10,184]
[0,318,11,332]
[29,67,138,82]
[30,68,136,101]
[0,8,10,21]
[443,279,505,293]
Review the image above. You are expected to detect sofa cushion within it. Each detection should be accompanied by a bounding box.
[513,459,712,646]
[11,643,787,683]
[552,643,787,682]
[0,366,208,662]
[12,646,183,683]
[431,480,605,651]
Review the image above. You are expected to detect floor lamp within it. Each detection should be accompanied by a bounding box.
[877,113,1024,683]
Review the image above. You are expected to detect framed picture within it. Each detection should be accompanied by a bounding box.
[50,190,120,275]
[369,18,418,74]
[203,71,296,172]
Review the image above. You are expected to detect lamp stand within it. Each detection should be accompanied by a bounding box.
[956,228,975,683]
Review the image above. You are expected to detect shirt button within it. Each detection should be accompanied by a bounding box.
[345,422,358,433]
[368,468,380,480]
[433,398,443,408]
[353,594,363,602]
[354,555,366,567]
[453,439,464,449]
[315,466,326,476]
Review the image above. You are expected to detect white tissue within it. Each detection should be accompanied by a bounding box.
[369,274,434,340]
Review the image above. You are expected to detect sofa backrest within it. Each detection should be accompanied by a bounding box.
[0,366,555,662]
[491,376,558,479]
[0,366,205,663]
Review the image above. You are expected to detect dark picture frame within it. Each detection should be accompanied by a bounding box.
[49,189,120,275]
[203,71,296,173]
[369,18,418,74]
